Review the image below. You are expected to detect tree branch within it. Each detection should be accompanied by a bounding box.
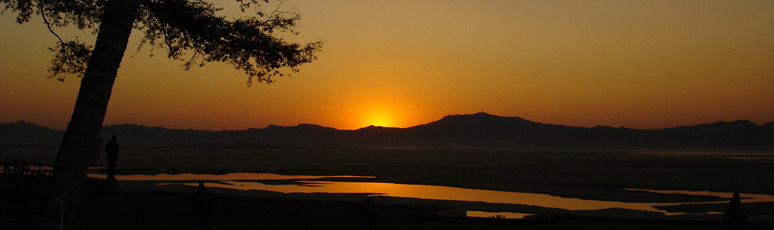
[38,0,64,44]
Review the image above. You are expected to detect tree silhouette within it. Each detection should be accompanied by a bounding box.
[1,0,322,229]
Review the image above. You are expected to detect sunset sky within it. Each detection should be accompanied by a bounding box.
[1,0,773,131]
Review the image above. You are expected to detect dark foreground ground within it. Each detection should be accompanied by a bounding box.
[5,146,774,199]
[3,146,774,229]
[66,190,769,230]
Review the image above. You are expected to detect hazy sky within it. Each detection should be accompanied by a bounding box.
[1,0,773,130]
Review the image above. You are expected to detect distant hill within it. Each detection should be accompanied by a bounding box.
[1,113,772,149]
[0,120,63,145]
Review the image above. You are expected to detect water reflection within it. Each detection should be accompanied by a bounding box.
[626,188,774,203]
[173,181,670,213]
[466,211,532,219]
[94,171,774,216]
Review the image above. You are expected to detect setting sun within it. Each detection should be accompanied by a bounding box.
[350,100,408,128]
[2,0,773,131]
[362,107,396,128]
[2,1,774,228]
[366,114,393,127]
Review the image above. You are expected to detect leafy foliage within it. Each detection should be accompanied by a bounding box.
[1,0,322,85]
[47,40,93,81]
[1,0,104,28]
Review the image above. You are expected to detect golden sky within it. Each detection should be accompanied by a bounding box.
[1,0,773,130]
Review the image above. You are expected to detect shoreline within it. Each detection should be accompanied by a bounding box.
[67,180,774,230]
[93,177,774,223]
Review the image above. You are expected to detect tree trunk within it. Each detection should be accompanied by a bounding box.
[40,0,140,229]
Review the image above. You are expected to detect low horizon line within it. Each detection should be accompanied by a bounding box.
[4,112,771,132]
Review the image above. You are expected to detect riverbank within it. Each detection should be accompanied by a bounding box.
[4,146,774,228]
[2,172,773,229]
[71,186,771,230]
[6,146,774,196]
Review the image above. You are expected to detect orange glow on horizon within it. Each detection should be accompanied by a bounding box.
[354,101,403,128]
[1,1,774,131]
[366,115,392,127]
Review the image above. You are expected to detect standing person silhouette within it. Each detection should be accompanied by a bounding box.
[105,135,120,180]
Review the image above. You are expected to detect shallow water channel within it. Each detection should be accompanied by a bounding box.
[91,171,774,218]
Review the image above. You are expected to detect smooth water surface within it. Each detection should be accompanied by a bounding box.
[92,171,774,217]
[193,180,667,212]
[466,211,533,219]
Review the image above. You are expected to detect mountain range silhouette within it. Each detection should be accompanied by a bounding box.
[2,112,773,149]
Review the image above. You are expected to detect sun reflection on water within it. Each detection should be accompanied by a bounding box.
[172,181,672,212]
[95,171,774,216]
